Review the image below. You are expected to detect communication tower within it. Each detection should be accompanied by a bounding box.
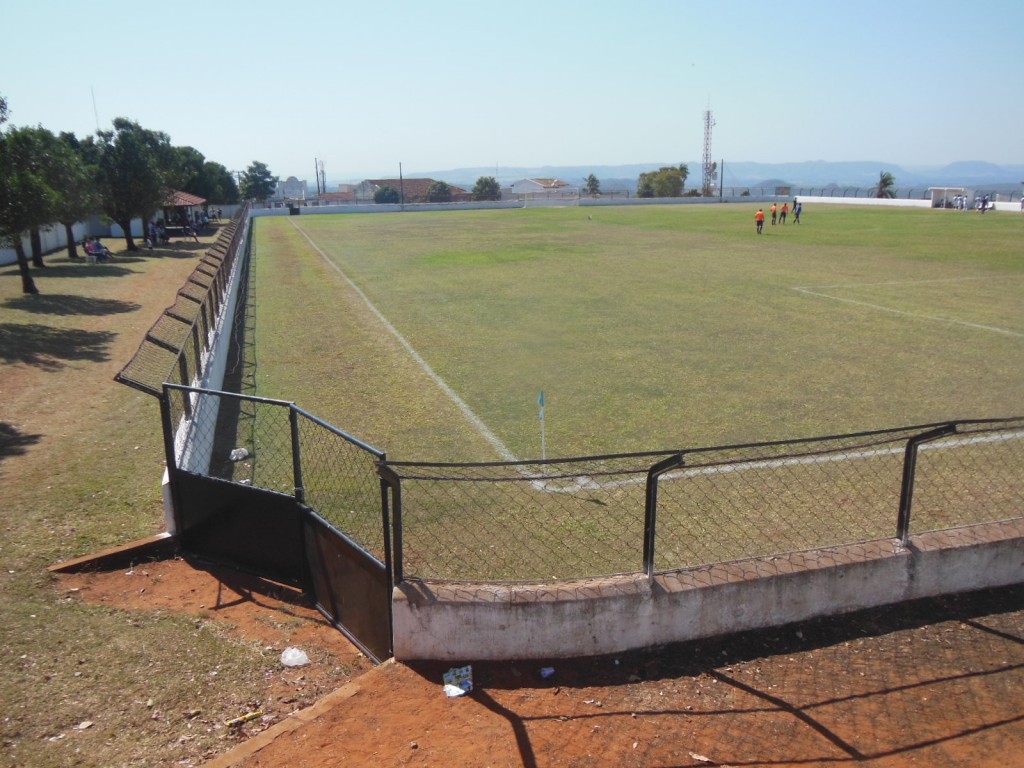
[702,109,716,197]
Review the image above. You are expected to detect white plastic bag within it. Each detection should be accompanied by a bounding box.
[280,647,310,667]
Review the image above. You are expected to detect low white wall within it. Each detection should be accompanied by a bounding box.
[792,195,932,208]
[174,221,251,478]
[249,200,522,218]
[166,219,252,532]
[0,220,96,266]
[392,519,1024,660]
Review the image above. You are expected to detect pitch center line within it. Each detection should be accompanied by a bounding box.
[792,287,1024,338]
[287,219,519,461]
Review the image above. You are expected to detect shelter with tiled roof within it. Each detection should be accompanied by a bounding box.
[162,190,207,226]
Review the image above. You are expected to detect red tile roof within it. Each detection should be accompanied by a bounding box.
[165,190,207,207]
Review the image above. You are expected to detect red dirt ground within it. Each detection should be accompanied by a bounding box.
[60,558,1024,768]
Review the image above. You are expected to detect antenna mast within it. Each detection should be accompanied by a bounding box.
[702,107,716,197]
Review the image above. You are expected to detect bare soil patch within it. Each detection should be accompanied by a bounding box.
[63,560,1024,768]
[58,557,369,726]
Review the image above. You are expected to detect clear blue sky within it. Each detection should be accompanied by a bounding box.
[2,0,1021,182]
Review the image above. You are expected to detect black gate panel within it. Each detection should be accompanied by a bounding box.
[175,473,307,587]
[306,513,391,662]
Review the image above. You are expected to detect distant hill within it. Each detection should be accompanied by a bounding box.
[332,161,1024,195]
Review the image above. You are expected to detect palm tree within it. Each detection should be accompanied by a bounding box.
[873,171,896,199]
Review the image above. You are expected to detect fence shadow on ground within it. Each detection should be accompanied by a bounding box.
[404,583,1024,767]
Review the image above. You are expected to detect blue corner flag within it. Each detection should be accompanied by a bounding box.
[538,390,544,416]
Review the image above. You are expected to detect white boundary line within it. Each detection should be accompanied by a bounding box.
[286,218,519,461]
[792,286,1024,338]
[529,429,1024,494]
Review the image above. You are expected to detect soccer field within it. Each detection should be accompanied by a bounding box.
[250,204,1023,462]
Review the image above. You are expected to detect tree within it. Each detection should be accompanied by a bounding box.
[873,171,896,199]
[172,147,239,205]
[48,132,100,260]
[374,185,400,204]
[170,145,206,193]
[471,176,501,202]
[427,180,453,203]
[88,118,176,250]
[637,164,689,198]
[191,162,239,205]
[585,174,601,197]
[0,123,58,293]
[239,161,278,202]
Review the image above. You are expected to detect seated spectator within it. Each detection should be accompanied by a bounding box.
[83,239,105,262]
[92,237,114,258]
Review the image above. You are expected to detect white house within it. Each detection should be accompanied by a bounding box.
[504,177,578,200]
[275,176,308,201]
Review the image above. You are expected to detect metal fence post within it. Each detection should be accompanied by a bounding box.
[897,423,957,543]
[289,406,305,504]
[377,463,403,584]
[158,386,184,535]
[643,452,685,578]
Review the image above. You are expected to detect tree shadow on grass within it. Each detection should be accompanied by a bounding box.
[3,294,140,316]
[113,250,199,262]
[0,264,137,280]
[0,422,42,464]
[0,323,117,370]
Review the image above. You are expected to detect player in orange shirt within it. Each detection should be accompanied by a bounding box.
[755,208,765,234]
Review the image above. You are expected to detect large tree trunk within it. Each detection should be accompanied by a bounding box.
[15,241,39,294]
[116,218,137,251]
[30,228,45,268]
[63,222,80,259]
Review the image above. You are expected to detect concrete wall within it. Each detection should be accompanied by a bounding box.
[0,217,103,266]
[249,200,522,218]
[392,519,1024,660]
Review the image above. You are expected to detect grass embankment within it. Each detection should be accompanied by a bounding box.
[0,237,279,767]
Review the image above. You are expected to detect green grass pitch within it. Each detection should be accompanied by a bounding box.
[250,204,1023,463]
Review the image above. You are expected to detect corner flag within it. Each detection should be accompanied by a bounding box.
[538,391,546,462]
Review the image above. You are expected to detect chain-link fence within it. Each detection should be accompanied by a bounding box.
[117,203,1022,591]
[116,206,249,397]
[382,419,1024,582]
[160,394,1022,585]
[162,386,388,557]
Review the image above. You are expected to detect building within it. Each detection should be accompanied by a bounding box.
[354,178,467,204]
[275,176,309,202]
[504,177,578,198]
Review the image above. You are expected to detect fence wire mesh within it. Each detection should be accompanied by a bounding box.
[295,410,386,559]
[653,431,912,571]
[386,453,678,582]
[380,421,1023,583]
[910,420,1024,533]
[115,211,245,395]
